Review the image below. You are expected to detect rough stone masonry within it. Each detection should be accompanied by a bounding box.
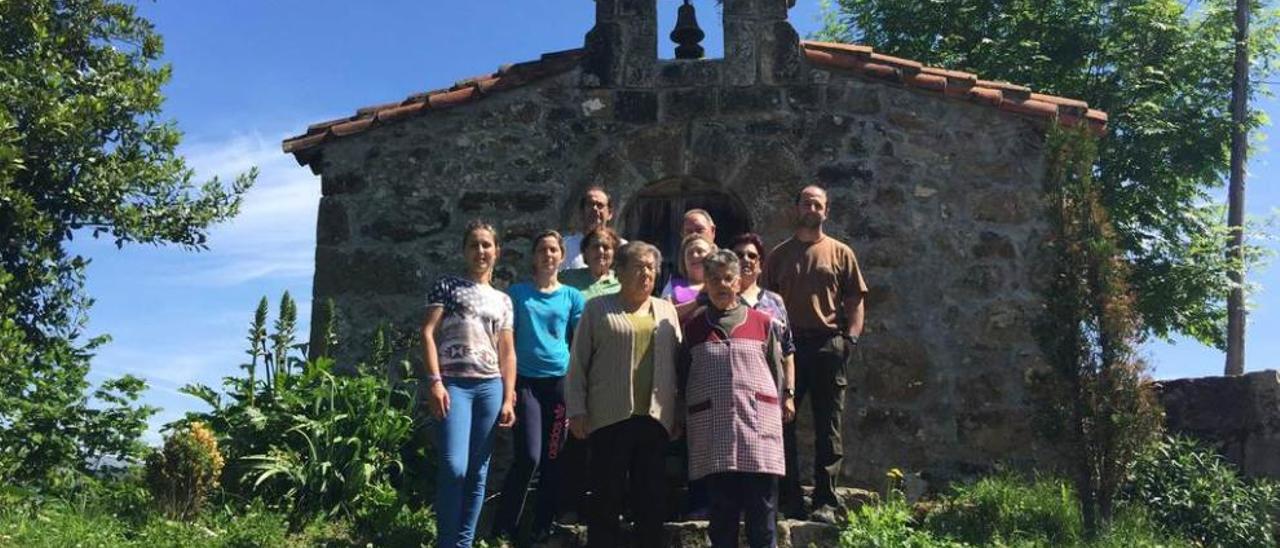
[283,0,1108,491]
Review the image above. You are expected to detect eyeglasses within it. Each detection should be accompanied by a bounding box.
[734,250,760,260]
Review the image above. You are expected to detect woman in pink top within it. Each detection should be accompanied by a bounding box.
[664,233,716,316]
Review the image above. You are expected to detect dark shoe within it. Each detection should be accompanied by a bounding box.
[684,507,710,521]
[810,504,842,525]
[558,510,582,525]
[528,525,553,546]
[779,498,807,520]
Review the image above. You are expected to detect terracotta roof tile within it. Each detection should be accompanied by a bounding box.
[967,86,1004,107]
[860,61,902,82]
[282,42,1106,162]
[428,86,479,109]
[329,117,374,137]
[803,41,874,57]
[355,101,405,117]
[474,75,503,94]
[869,52,923,72]
[921,66,978,83]
[374,101,427,123]
[903,72,947,92]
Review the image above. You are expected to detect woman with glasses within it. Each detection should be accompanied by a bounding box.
[561,227,622,301]
[731,233,797,424]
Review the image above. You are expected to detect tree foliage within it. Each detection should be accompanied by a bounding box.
[817,0,1280,348]
[0,268,157,484]
[0,0,253,484]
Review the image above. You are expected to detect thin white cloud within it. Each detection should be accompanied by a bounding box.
[92,340,244,387]
[168,130,321,286]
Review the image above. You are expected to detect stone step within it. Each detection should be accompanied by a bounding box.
[497,519,840,548]
[481,486,876,546]
[808,485,880,513]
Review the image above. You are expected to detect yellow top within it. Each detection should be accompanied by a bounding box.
[627,309,656,416]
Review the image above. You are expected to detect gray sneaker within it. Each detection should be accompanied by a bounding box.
[809,504,842,525]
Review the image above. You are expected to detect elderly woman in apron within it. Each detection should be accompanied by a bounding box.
[679,249,786,548]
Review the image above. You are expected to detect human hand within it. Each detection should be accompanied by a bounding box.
[783,397,796,424]
[428,381,450,420]
[498,400,516,428]
[570,415,590,440]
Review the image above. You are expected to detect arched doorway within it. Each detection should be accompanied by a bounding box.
[621,177,752,292]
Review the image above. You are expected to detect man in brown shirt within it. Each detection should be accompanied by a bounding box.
[761,185,868,524]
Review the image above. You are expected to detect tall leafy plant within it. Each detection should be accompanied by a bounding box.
[1032,125,1163,536]
[244,297,269,407]
[268,292,299,388]
[180,295,427,522]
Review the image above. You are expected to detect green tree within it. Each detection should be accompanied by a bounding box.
[815,0,1280,348]
[0,0,254,483]
[1032,126,1163,535]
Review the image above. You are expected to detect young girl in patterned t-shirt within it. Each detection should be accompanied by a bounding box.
[420,220,516,548]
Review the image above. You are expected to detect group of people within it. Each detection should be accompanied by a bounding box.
[419,184,868,548]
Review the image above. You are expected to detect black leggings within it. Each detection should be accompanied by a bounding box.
[495,375,568,538]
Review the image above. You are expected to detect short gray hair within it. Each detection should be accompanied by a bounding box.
[615,241,662,272]
[702,249,740,278]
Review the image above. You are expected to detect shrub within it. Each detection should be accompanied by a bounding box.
[1089,506,1194,548]
[145,421,225,521]
[355,496,437,547]
[1122,436,1280,547]
[218,503,290,548]
[842,495,967,548]
[237,357,417,519]
[924,475,1082,546]
[181,296,427,523]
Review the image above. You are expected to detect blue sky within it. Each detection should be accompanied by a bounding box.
[68,1,1279,442]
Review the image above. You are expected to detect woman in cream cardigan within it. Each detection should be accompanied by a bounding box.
[566,240,682,548]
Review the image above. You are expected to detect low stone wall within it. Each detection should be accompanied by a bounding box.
[1154,369,1280,480]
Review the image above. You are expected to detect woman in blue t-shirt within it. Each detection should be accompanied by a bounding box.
[494,230,585,544]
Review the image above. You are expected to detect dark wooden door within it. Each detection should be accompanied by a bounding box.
[623,182,751,293]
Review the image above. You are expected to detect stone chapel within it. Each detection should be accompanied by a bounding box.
[283,0,1110,491]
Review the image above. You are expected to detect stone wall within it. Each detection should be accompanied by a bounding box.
[302,0,1055,490]
[1155,370,1280,480]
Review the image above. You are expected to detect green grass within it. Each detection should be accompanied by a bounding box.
[0,483,360,547]
[924,474,1082,546]
[840,475,1197,548]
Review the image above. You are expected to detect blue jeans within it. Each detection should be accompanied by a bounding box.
[436,377,503,548]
